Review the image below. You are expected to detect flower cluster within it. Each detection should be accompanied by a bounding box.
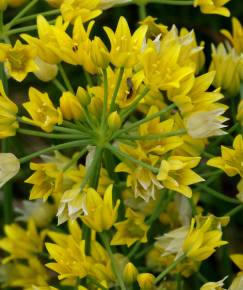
[0,0,243,289]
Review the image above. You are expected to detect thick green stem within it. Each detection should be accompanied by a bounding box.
[138,4,147,20]
[154,254,186,284]
[100,232,126,290]
[110,67,125,112]
[19,140,91,164]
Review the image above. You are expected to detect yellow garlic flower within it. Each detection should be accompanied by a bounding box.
[221,17,243,54]
[60,91,84,121]
[230,253,243,274]
[81,185,120,232]
[141,27,194,92]
[60,0,101,23]
[0,40,37,82]
[194,0,231,17]
[237,99,243,126]
[111,208,149,247]
[23,87,63,132]
[139,16,168,39]
[182,216,227,262]
[137,273,155,290]
[0,219,46,263]
[157,156,204,198]
[25,162,63,201]
[200,277,227,290]
[185,108,228,139]
[104,16,147,68]
[115,144,163,201]
[0,81,18,138]
[209,43,242,97]
[207,134,243,177]
[0,153,20,188]
[0,258,49,288]
[21,15,68,65]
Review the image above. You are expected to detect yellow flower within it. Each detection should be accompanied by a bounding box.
[23,87,63,132]
[228,276,243,290]
[123,262,138,284]
[104,16,147,67]
[182,216,228,261]
[157,156,203,198]
[230,253,243,273]
[200,277,227,290]
[194,0,231,17]
[21,15,68,64]
[237,99,243,126]
[0,81,18,138]
[221,17,243,54]
[0,153,20,188]
[185,108,228,139]
[90,36,110,68]
[115,144,163,201]
[60,0,101,23]
[139,16,168,39]
[60,91,83,121]
[25,162,63,201]
[111,208,149,247]
[141,27,193,91]
[81,185,120,232]
[99,0,132,9]
[0,219,45,263]
[209,43,242,97]
[137,273,155,290]
[207,134,243,177]
[0,40,37,82]
[0,258,49,288]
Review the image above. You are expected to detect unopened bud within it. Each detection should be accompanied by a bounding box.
[123,262,138,285]
[60,92,83,121]
[76,86,91,107]
[137,273,155,290]
[34,57,58,82]
[90,36,110,68]
[108,111,121,130]
[88,97,103,117]
[0,0,8,10]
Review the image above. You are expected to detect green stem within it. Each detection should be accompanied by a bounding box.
[8,9,59,27]
[113,103,176,140]
[6,24,38,36]
[53,126,82,134]
[197,184,240,205]
[118,129,186,141]
[84,70,93,86]
[17,128,84,139]
[101,68,108,128]
[110,67,125,112]
[19,140,91,164]
[106,143,158,173]
[6,0,38,29]
[63,148,88,172]
[100,232,126,290]
[225,204,243,217]
[52,78,65,93]
[138,4,146,20]
[154,254,186,284]
[58,63,74,94]
[87,276,108,290]
[120,86,150,121]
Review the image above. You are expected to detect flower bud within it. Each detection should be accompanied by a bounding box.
[8,0,26,7]
[137,273,155,290]
[34,57,58,82]
[0,0,8,10]
[123,262,138,285]
[60,92,83,121]
[90,37,110,69]
[88,97,103,117]
[0,153,20,188]
[76,86,91,107]
[108,111,121,130]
